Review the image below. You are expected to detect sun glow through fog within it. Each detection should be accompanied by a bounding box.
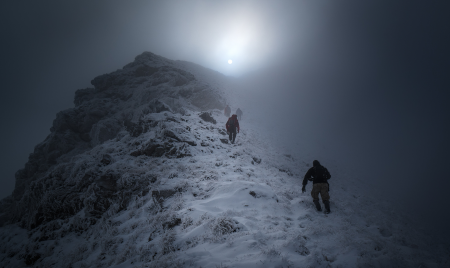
[211,8,274,75]
[165,2,300,76]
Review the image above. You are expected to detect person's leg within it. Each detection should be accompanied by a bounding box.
[232,132,237,143]
[319,183,331,213]
[311,184,322,211]
[323,200,330,214]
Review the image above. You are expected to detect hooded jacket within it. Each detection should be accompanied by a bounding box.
[226,114,240,132]
[302,160,331,186]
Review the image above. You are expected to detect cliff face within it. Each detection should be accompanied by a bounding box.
[2,52,226,227]
[0,53,448,268]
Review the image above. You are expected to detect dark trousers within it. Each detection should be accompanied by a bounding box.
[228,130,237,143]
[311,183,330,202]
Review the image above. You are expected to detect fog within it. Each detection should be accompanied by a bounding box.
[1,1,449,240]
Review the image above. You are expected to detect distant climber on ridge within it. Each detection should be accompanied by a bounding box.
[236,108,243,120]
[302,160,332,213]
[224,105,231,117]
[226,114,240,144]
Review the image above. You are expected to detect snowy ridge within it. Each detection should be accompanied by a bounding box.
[0,52,448,268]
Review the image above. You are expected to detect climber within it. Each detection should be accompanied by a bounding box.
[225,114,240,144]
[224,105,231,117]
[302,160,332,213]
[236,108,243,120]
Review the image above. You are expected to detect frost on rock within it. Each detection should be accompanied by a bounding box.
[0,51,448,268]
[199,111,217,125]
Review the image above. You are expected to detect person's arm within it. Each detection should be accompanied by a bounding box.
[302,168,313,192]
[325,168,331,180]
[302,168,313,186]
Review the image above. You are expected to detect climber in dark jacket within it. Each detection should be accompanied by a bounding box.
[302,160,332,213]
[225,114,240,144]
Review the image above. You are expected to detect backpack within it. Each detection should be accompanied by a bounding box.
[228,118,235,128]
[314,166,330,180]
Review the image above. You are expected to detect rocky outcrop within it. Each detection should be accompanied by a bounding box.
[199,112,217,124]
[89,118,122,147]
[5,104,224,233]
[2,51,227,226]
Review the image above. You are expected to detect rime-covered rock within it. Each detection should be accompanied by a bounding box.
[199,112,217,124]
[4,52,226,207]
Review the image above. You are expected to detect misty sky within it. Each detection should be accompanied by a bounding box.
[1,1,449,239]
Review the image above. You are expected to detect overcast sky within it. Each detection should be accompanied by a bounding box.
[1,1,449,239]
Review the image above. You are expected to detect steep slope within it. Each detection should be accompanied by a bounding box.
[0,52,226,227]
[0,52,448,268]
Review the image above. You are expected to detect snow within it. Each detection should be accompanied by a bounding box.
[4,111,446,267]
[0,52,449,267]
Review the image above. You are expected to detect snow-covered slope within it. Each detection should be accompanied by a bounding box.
[0,52,448,268]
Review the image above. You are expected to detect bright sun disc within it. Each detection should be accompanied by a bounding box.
[228,59,232,64]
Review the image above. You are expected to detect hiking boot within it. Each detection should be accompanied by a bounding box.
[313,200,322,211]
[323,200,331,214]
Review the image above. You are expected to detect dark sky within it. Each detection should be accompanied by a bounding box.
[1,1,449,239]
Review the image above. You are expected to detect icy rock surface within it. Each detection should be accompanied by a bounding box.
[0,52,448,268]
[4,52,226,218]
